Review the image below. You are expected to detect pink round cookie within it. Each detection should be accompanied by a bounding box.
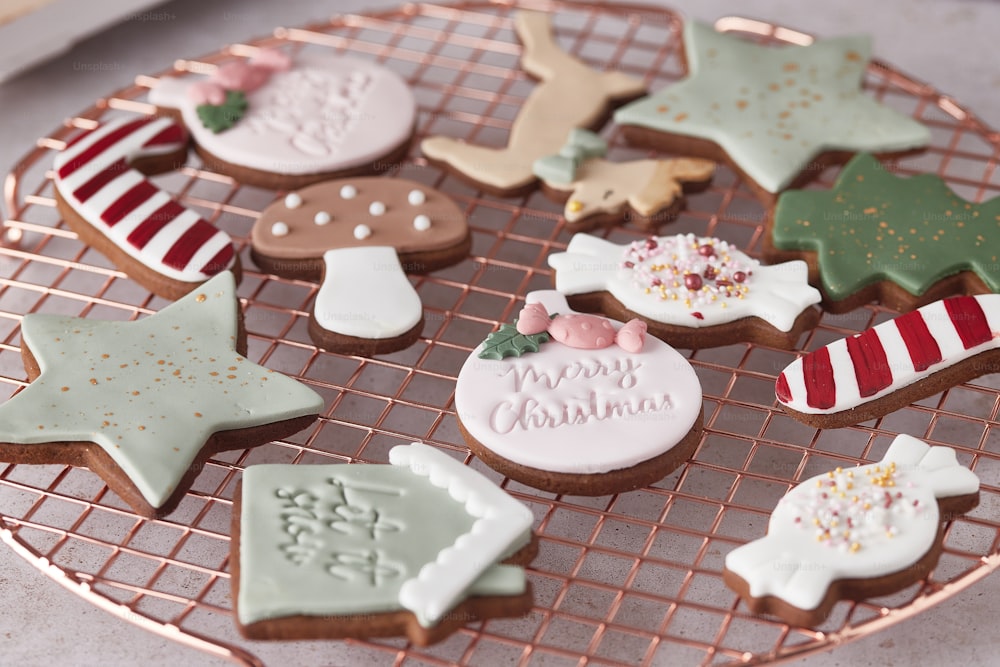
[455,291,703,495]
[150,51,416,189]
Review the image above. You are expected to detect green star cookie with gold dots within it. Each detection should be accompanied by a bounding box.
[614,21,930,201]
[0,272,323,518]
[766,153,1000,313]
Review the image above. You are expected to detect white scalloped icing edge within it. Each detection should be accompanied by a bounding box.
[389,442,534,627]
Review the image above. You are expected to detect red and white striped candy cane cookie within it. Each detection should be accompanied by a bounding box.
[53,116,238,300]
[776,295,1000,428]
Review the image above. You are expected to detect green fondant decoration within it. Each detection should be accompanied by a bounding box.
[533,153,578,184]
[0,272,323,509]
[196,90,248,134]
[772,153,1000,300]
[614,22,930,193]
[565,128,608,160]
[477,321,550,360]
[534,129,609,184]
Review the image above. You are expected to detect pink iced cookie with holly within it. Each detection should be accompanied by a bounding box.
[149,48,416,190]
[455,291,703,496]
[548,233,821,349]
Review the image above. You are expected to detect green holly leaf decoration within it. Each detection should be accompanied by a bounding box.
[478,321,550,360]
[196,90,248,134]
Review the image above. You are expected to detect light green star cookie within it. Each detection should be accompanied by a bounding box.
[0,272,323,517]
[614,21,930,194]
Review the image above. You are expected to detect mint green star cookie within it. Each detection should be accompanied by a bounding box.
[769,153,1000,311]
[615,21,930,195]
[0,272,323,517]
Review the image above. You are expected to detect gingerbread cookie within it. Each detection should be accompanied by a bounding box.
[724,434,979,627]
[548,233,821,349]
[233,443,537,645]
[149,48,416,190]
[420,11,646,197]
[0,272,323,518]
[251,177,470,355]
[532,129,715,229]
[614,22,930,201]
[52,115,238,300]
[455,291,703,496]
[776,294,1000,428]
[767,153,1000,313]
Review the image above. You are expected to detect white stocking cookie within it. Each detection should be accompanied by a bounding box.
[455,291,703,495]
[421,11,646,197]
[52,116,238,300]
[548,233,821,349]
[150,49,416,190]
[533,129,715,229]
[724,434,979,627]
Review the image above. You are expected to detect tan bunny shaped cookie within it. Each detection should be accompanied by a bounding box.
[421,11,646,197]
[533,129,715,230]
[251,178,470,355]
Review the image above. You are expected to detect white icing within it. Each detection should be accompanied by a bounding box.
[725,434,978,611]
[779,295,1000,414]
[548,233,820,331]
[284,192,303,209]
[313,211,331,225]
[340,184,358,199]
[389,443,534,626]
[413,214,431,231]
[455,291,702,475]
[353,224,372,240]
[313,247,423,340]
[369,201,386,216]
[52,117,235,283]
[149,53,416,176]
[407,189,426,206]
[271,221,289,237]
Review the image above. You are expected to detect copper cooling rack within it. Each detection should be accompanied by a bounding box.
[2,2,1000,665]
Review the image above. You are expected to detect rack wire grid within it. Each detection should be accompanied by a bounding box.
[2,1,1000,665]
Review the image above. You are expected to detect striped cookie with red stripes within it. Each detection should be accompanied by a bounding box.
[776,295,1000,428]
[53,116,238,300]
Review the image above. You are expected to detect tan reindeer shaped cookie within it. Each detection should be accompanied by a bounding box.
[533,129,715,229]
[420,11,646,197]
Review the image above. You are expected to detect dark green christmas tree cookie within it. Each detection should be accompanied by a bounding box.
[766,153,1000,313]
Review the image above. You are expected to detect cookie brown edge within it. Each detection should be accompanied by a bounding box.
[562,290,821,350]
[0,305,319,519]
[230,479,539,645]
[761,210,996,313]
[155,106,416,192]
[458,407,704,496]
[777,348,1000,429]
[307,307,425,357]
[53,159,243,303]
[722,491,980,628]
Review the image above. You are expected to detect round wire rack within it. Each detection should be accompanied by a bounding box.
[2,1,1000,665]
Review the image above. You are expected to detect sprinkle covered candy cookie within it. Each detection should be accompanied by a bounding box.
[0,272,323,518]
[549,233,821,349]
[455,291,703,495]
[614,22,930,201]
[724,434,979,627]
[776,294,1000,428]
[232,443,537,645]
[767,153,1000,313]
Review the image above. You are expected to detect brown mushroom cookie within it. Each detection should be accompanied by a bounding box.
[251,177,470,355]
[149,49,416,190]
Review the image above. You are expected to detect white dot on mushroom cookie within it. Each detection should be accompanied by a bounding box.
[368,201,386,216]
[314,211,331,225]
[353,224,373,240]
[340,184,357,199]
[284,193,303,209]
[271,221,290,237]
[407,189,426,206]
[413,214,431,231]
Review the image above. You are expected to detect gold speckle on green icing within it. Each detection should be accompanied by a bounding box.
[614,22,930,193]
[772,153,1000,300]
[0,272,323,509]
